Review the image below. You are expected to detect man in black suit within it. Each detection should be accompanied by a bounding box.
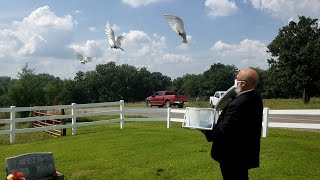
[203,68,263,180]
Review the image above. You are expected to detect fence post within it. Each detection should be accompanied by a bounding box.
[61,108,66,136]
[10,106,16,144]
[71,103,77,135]
[167,107,171,128]
[120,100,124,129]
[262,107,269,138]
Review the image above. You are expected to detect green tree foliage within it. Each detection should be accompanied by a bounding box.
[1,62,173,106]
[201,63,238,97]
[94,62,130,102]
[133,67,155,100]
[8,64,43,107]
[5,55,319,105]
[71,62,171,103]
[170,63,238,99]
[7,66,65,107]
[171,74,203,98]
[0,76,12,107]
[44,77,65,105]
[34,73,63,105]
[170,77,185,95]
[251,67,267,97]
[267,16,320,103]
[74,71,98,103]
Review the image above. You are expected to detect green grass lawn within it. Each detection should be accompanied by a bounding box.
[0,122,319,180]
[263,98,320,109]
[1,99,320,179]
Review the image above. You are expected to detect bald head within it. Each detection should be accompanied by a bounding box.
[236,68,259,89]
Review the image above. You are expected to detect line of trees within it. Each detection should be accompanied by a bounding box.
[0,62,172,107]
[1,16,320,107]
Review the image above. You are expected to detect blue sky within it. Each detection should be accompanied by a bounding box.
[0,0,319,79]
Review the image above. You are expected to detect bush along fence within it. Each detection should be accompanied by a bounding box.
[1,100,320,143]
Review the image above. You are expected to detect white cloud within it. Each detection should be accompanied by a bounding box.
[0,6,78,78]
[121,0,162,7]
[0,4,273,80]
[115,30,165,58]
[161,53,192,64]
[0,6,75,58]
[68,28,195,78]
[210,39,270,68]
[0,29,21,59]
[13,6,74,30]
[123,30,151,44]
[69,40,105,57]
[88,26,97,32]
[205,0,238,17]
[18,33,47,55]
[249,0,320,21]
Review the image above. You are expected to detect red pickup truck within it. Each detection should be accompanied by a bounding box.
[146,91,188,108]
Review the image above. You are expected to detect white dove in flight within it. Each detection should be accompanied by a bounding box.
[163,14,187,43]
[75,52,93,64]
[105,21,125,51]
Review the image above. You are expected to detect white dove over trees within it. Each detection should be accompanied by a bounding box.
[75,52,93,64]
[105,21,125,51]
[163,14,187,43]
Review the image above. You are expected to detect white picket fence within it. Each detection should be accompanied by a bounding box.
[0,100,173,143]
[0,101,127,144]
[1,101,320,143]
[166,107,320,138]
[262,108,320,136]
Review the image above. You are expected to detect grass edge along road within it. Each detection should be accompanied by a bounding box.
[0,122,319,180]
[126,98,320,109]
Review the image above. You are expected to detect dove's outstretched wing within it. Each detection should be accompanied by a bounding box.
[164,14,187,43]
[105,22,115,42]
[75,52,84,61]
[105,21,125,51]
[86,57,93,62]
[75,52,93,64]
[164,14,184,34]
[116,36,125,46]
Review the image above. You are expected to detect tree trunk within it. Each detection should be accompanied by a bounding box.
[303,87,310,104]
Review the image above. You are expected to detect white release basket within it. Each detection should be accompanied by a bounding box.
[182,107,217,130]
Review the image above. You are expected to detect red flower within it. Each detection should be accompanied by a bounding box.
[7,172,25,180]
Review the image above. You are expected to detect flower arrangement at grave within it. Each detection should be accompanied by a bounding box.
[6,172,25,180]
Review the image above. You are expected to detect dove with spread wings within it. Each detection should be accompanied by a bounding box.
[163,14,187,44]
[105,21,125,51]
[75,52,93,64]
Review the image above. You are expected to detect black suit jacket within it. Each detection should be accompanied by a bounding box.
[205,90,263,169]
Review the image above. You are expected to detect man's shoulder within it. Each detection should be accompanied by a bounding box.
[231,90,261,104]
[240,89,260,98]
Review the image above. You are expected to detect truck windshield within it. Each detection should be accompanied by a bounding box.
[165,91,174,95]
[157,92,164,96]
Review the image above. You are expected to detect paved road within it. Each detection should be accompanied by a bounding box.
[87,107,320,124]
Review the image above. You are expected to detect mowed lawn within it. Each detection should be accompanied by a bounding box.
[0,121,319,180]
